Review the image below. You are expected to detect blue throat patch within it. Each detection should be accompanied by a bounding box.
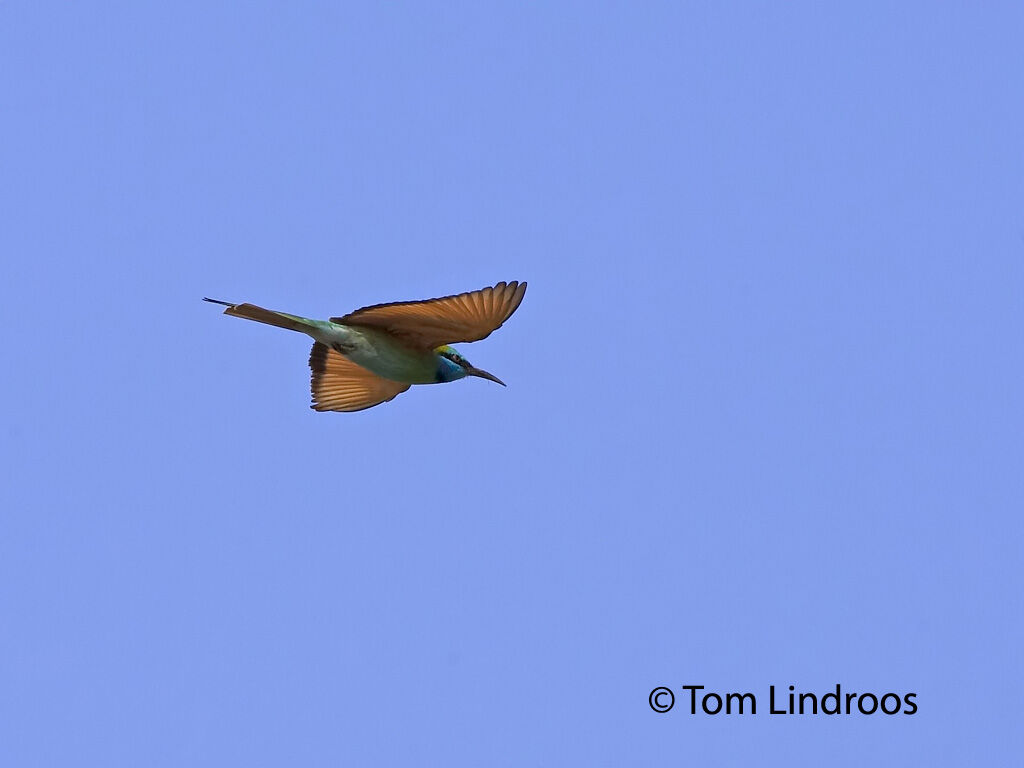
[436,355,467,383]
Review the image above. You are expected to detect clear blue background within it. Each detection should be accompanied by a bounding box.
[2,2,1021,764]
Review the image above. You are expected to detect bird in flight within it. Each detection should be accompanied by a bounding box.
[204,280,527,412]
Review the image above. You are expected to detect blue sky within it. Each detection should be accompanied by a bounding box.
[2,2,1022,764]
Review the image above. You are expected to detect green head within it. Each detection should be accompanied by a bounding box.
[435,346,506,386]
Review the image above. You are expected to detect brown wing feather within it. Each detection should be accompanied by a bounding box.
[332,281,527,350]
[308,342,411,412]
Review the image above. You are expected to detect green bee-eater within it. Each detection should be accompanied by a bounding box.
[204,280,527,412]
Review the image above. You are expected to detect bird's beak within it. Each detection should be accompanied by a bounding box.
[466,366,506,387]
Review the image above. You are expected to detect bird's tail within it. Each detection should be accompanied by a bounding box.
[203,297,317,334]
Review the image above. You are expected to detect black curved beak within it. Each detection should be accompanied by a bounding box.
[466,366,506,386]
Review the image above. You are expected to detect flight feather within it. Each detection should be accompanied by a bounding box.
[332,280,527,350]
[309,342,411,412]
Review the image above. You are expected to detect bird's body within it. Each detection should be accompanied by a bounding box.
[307,321,441,383]
[205,280,526,411]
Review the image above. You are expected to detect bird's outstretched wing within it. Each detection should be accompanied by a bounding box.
[309,342,411,412]
[332,281,527,351]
